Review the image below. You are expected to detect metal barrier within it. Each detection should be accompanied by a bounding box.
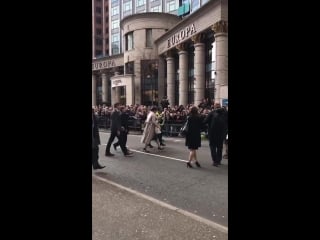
[97,115,109,129]
[97,115,142,132]
[97,116,207,138]
[161,123,184,137]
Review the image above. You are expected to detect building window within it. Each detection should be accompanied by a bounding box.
[95,38,102,46]
[112,6,119,16]
[112,42,120,55]
[112,0,118,3]
[96,7,101,13]
[112,34,119,42]
[191,0,200,12]
[96,16,102,24]
[141,60,159,106]
[95,50,102,56]
[112,34,120,55]
[151,6,160,12]
[123,1,132,12]
[112,20,119,29]
[136,0,146,7]
[166,0,176,12]
[146,29,152,47]
[96,28,102,35]
[125,32,134,51]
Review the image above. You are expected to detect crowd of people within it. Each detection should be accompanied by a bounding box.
[92,98,228,170]
[93,98,226,136]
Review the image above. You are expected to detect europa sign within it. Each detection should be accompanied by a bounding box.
[92,60,115,70]
[167,23,197,48]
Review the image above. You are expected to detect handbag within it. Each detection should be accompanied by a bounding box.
[155,126,161,134]
[180,118,189,136]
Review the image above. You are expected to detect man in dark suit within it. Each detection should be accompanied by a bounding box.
[203,103,228,167]
[105,103,133,156]
[92,109,105,170]
[113,106,133,155]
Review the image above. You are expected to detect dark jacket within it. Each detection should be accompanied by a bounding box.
[110,109,121,133]
[120,111,130,131]
[203,108,227,142]
[92,113,100,148]
[185,115,202,149]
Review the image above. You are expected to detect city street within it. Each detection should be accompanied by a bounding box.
[93,131,228,239]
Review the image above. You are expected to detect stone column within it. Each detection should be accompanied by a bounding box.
[212,20,228,104]
[192,33,205,106]
[176,43,188,106]
[134,60,141,104]
[101,72,108,103]
[92,74,97,106]
[166,51,175,107]
[157,56,165,103]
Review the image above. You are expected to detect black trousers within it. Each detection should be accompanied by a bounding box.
[209,138,224,164]
[114,130,128,151]
[92,146,99,168]
[106,131,127,154]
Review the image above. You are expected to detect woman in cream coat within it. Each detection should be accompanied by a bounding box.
[141,106,161,152]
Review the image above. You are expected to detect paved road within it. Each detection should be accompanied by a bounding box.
[93,131,228,239]
[93,176,228,240]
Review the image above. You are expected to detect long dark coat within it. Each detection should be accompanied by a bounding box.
[185,115,202,149]
[203,108,228,143]
[110,110,121,133]
[92,113,100,148]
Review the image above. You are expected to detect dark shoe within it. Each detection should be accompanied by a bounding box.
[143,148,150,153]
[160,143,166,146]
[124,151,133,156]
[187,162,193,168]
[148,144,154,148]
[93,165,105,170]
[158,147,164,150]
[213,163,219,167]
[195,161,201,168]
[105,152,114,156]
[113,144,117,151]
[223,154,228,159]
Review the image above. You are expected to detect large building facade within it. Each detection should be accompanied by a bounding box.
[92,0,228,107]
[93,0,109,58]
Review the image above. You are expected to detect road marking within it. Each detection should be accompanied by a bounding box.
[93,174,228,234]
[129,149,188,162]
[99,143,188,163]
[99,131,182,142]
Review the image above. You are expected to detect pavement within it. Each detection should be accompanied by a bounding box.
[93,175,228,240]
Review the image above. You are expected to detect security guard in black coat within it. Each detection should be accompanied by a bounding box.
[92,109,105,169]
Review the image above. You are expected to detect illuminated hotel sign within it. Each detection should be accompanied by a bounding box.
[92,59,115,70]
[167,23,197,48]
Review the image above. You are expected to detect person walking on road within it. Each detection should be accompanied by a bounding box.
[113,106,133,155]
[185,106,203,168]
[141,106,162,152]
[203,102,228,167]
[92,108,105,170]
[105,103,133,157]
